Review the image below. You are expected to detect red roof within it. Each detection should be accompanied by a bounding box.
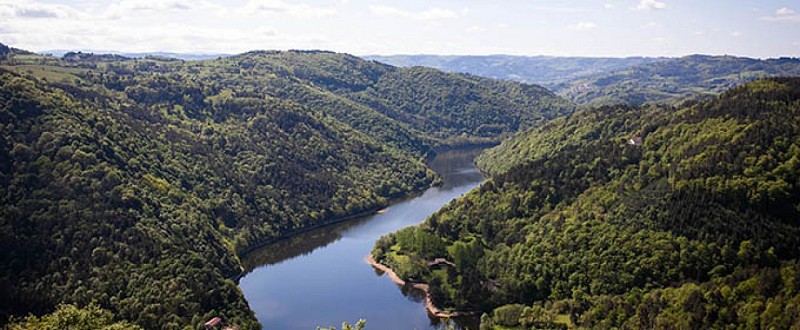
[205,317,222,327]
[427,258,455,267]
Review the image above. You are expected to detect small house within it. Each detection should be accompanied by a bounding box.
[628,136,643,145]
[427,258,455,268]
[205,317,222,330]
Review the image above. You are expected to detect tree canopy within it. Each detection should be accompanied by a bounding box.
[377,78,800,329]
[0,45,570,329]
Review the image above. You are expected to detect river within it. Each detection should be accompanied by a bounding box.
[238,148,485,330]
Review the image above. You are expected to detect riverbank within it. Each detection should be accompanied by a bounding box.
[365,255,479,319]
[236,145,491,274]
[238,147,487,329]
[423,142,499,163]
[230,206,393,281]
[237,207,386,256]
[235,151,447,262]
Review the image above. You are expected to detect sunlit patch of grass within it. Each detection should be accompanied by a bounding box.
[0,64,88,84]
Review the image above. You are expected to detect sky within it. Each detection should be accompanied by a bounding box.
[0,0,798,58]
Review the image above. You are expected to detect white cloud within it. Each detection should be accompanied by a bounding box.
[604,3,615,9]
[243,0,337,19]
[466,25,485,33]
[569,21,597,31]
[369,5,458,20]
[245,0,288,13]
[641,21,659,29]
[636,0,668,11]
[731,31,742,37]
[103,0,221,20]
[254,26,278,37]
[0,0,795,58]
[760,7,800,22]
[116,0,194,12]
[529,5,586,13]
[418,8,458,20]
[368,5,405,17]
[0,0,312,54]
[0,1,77,19]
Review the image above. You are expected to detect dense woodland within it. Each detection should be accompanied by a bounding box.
[374,78,800,329]
[0,43,570,329]
[5,39,800,330]
[7,304,143,330]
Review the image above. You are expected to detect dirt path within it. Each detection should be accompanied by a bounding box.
[365,255,479,318]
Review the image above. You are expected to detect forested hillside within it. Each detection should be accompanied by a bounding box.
[0,44,569,329]
[213,50,573,151]
[351,66,570,144]
[374,78,800,329]
[556,55,800,106]
[0,61,430,330]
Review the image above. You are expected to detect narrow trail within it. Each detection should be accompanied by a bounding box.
[365,255,479,318]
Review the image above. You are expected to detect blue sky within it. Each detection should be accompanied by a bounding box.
[0,0,798,57]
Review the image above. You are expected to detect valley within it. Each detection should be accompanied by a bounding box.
[2,39,800,330]
[0,43,566,329]
[376,78,800,329]
[239,148,484,330]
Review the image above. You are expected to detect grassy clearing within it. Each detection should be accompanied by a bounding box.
[0,64,87,83]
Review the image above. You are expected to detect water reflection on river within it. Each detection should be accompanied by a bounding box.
[239,148,485,330]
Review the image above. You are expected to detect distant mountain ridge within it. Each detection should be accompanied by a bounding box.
[41,49,232,61]
[367,54,800,107]
[557,54,800,106]
[365,54,662,89]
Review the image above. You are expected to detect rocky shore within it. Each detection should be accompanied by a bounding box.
[365,255,479,318]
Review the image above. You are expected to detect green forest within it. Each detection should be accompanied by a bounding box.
[5,39,800,330]
[374,78,800,329]
[0,43,571,329]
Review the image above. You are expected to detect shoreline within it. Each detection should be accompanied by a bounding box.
[423,142,499,163]
[365,254,480,319]
[235,149,445,262]
[230,206,387,281]
[232,173,438,281]
[236,206,385,256]
[235,144,492,281]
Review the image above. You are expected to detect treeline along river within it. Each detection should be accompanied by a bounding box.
[238,148,485,329]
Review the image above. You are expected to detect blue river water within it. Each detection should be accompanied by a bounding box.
[238,148,484,330]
